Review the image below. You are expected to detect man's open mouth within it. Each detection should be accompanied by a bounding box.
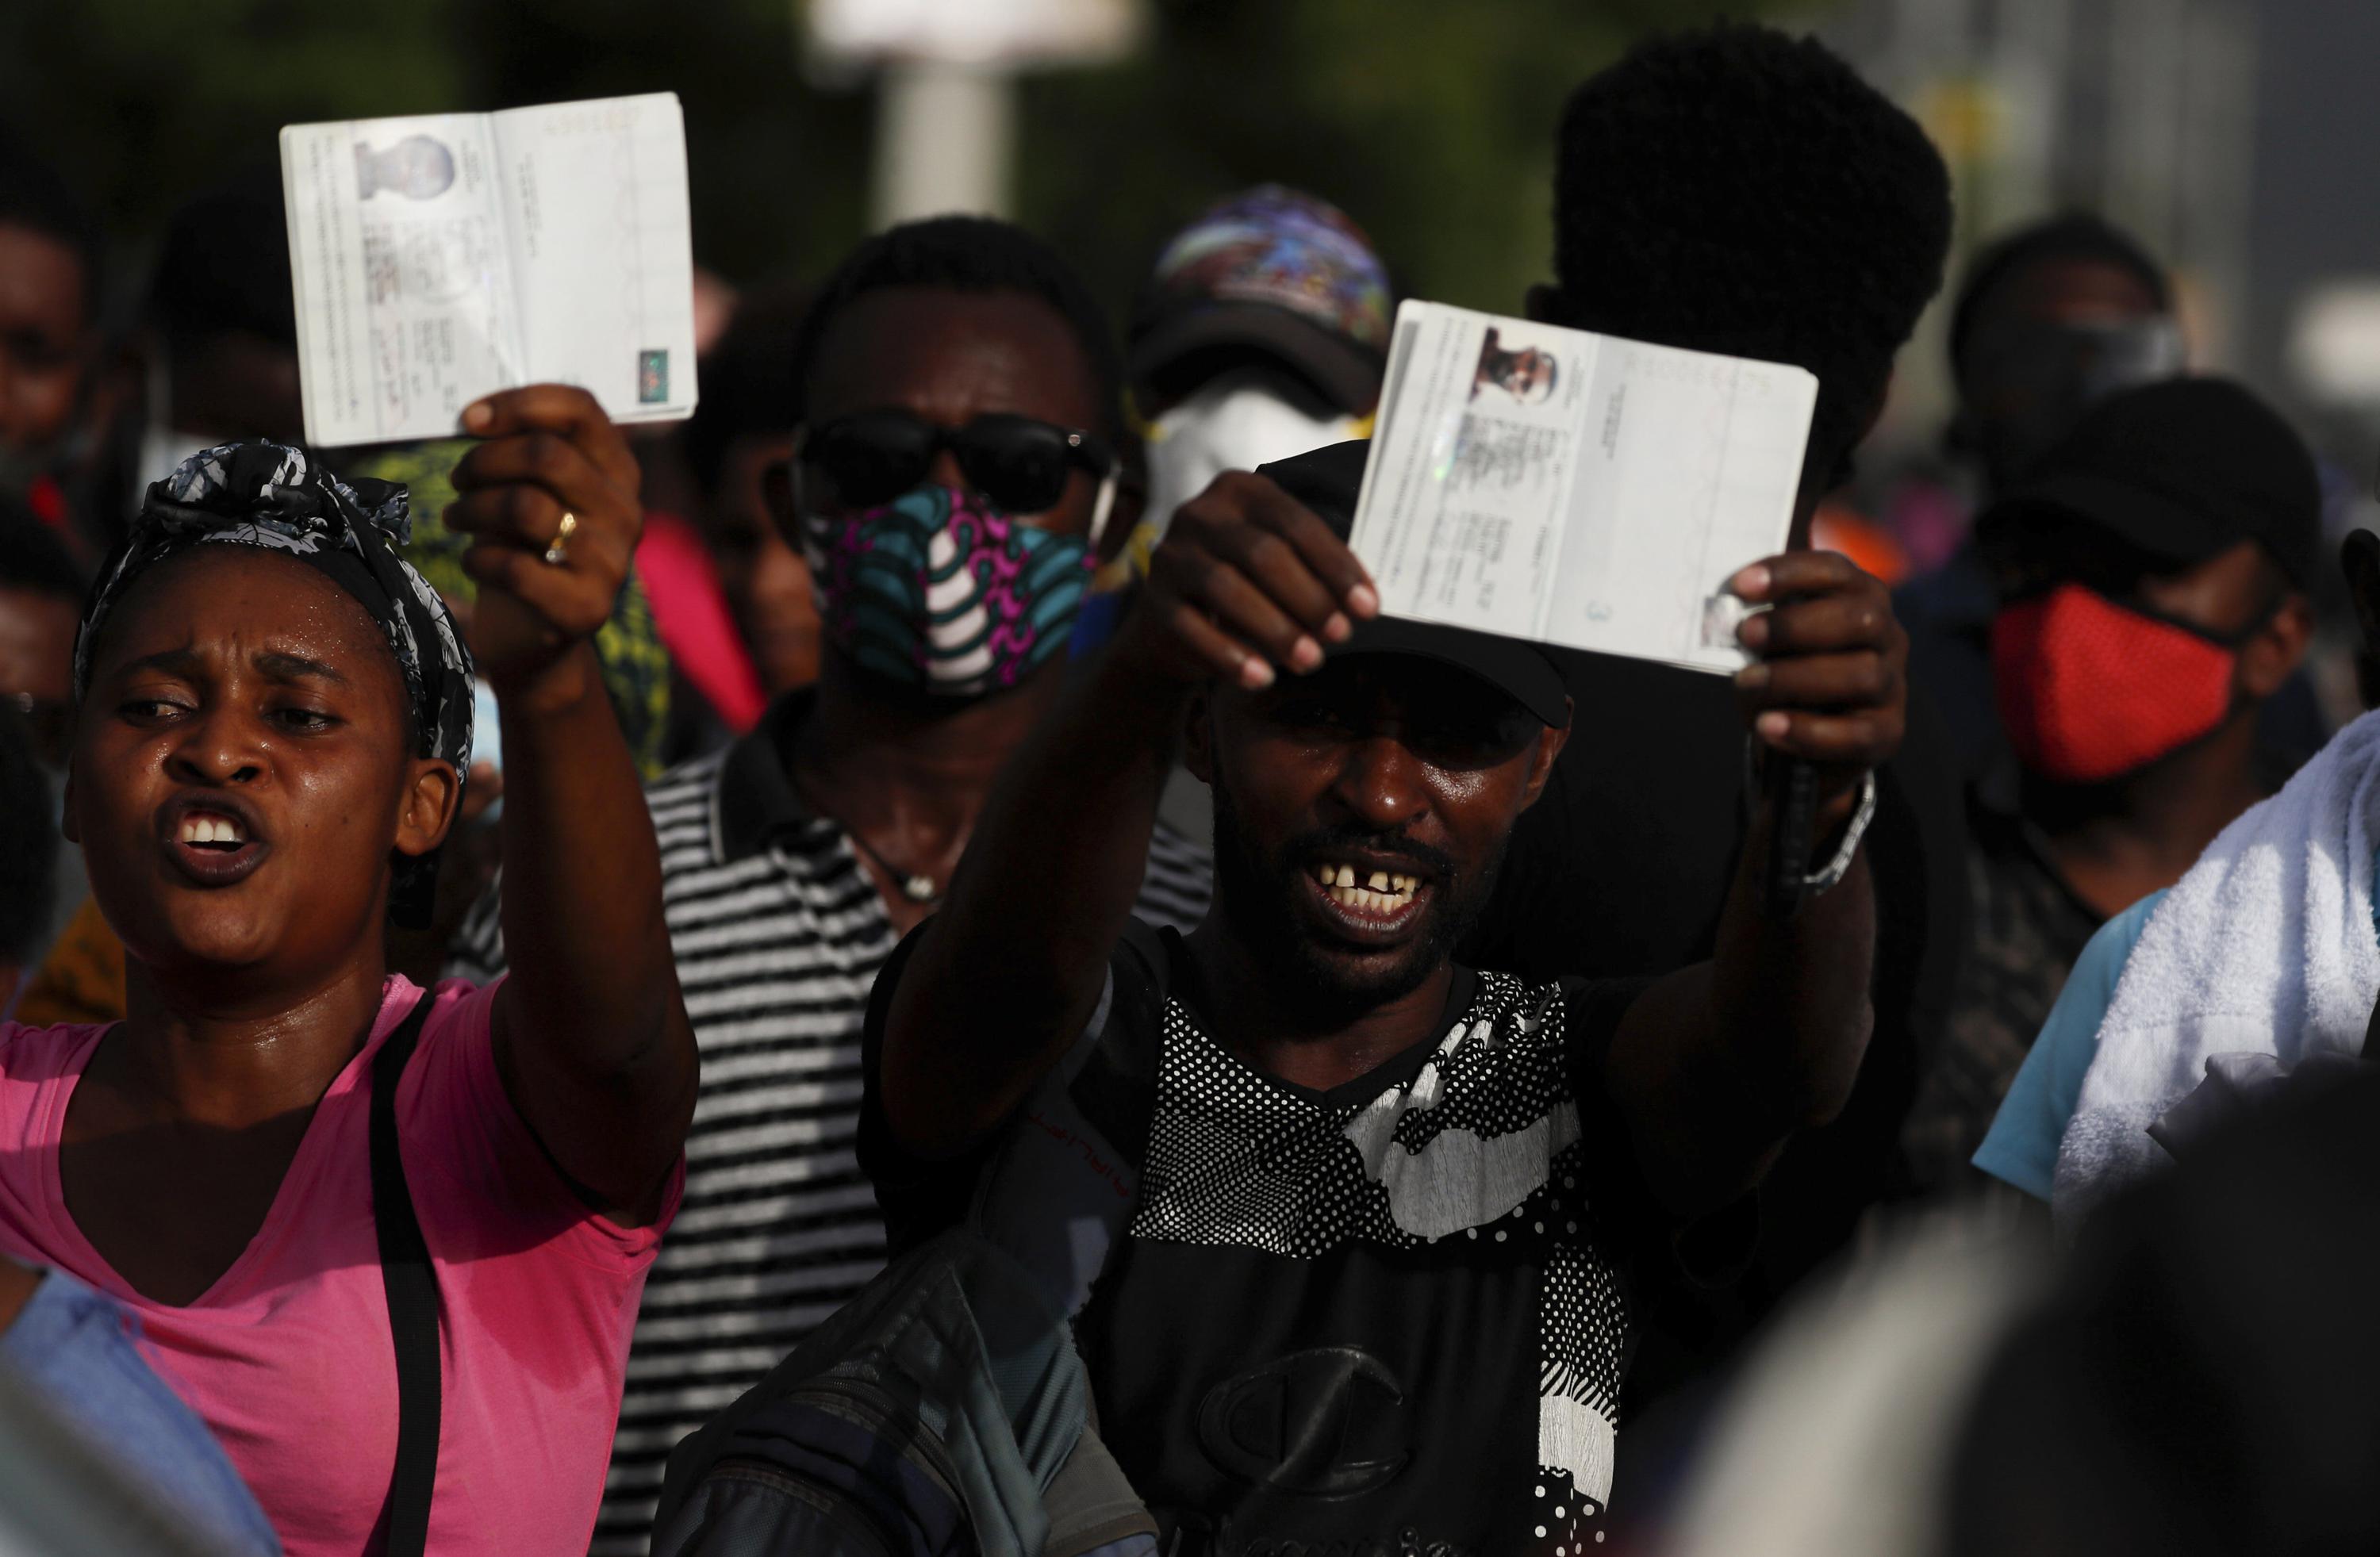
[1299,855,1439,941]
[1309,861,1423,915]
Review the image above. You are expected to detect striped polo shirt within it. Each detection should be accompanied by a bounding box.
[447,693,1211,1553]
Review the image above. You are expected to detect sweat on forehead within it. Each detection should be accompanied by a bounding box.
[75,439,477,780]
[79,544,411,711]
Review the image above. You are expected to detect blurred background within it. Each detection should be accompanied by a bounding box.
[4,0,1743,320]
[7,0,2370,405]
[7,0,2379,597]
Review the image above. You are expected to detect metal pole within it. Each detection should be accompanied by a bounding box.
[2178,0,2259,371]
[1994,0,2072,224]
[873,57,1015,227]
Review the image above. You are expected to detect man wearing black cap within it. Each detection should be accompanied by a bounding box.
[859,439,1904,1551]
[1902,376,2317,1195]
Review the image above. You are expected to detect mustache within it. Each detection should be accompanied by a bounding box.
[1278,823,1457,881]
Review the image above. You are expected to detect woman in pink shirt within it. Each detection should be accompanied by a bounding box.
[0,387,698,1553]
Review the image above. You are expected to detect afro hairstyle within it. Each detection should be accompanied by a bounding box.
[787,215,1124,441]
[1549,23,1952,493]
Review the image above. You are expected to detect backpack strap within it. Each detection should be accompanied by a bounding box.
[1064,922,1173,1176]
[1053,924,1178,1360]
[370,991,442,1557]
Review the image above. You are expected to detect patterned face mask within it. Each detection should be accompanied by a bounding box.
[803,483,1097,697]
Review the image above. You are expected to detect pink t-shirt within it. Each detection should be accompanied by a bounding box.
[0,976,681,1555]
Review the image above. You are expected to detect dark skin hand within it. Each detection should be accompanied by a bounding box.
[448,385,698,1223]
[884,472,1898,1216]
[59,386,693,1306]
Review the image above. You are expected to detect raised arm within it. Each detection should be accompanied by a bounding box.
[1605,550,1900,1215]
[444,385,698,1224]
[880,474,1376,1158]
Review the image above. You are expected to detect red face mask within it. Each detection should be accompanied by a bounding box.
[1990,581,2241,784]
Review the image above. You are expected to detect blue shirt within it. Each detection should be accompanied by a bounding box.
[1971,890,2168,1202]
[0,1269,281,1554]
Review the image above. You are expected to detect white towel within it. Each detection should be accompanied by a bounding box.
[2052,709,2380,1232]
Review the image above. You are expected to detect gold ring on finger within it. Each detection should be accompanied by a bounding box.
[542,510,578,566]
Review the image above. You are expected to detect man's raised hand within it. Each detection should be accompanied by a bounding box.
[1728,550,1907,819]
[1122,471,1381,689]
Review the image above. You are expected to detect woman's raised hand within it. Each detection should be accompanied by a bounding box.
[445,384,643,694]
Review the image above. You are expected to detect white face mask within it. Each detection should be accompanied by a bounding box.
[1141,370,1364,543]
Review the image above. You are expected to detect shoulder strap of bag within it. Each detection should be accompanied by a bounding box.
[1061,922,1174,1177]
[370,991,442,1557]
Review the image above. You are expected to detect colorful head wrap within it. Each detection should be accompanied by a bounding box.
[72,442,474,926]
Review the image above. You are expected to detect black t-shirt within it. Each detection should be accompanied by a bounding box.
[862,922,1671,1557]
[1460,655,1749,976]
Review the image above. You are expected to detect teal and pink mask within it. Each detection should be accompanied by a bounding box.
[804,484,1096,697]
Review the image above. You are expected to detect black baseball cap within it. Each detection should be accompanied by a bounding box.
[1975,375,2320,588]
[1256,440,1571,728]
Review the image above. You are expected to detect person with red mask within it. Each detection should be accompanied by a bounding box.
[1902,376,2319,1197]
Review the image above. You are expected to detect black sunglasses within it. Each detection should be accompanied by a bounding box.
[795,410,1116,516]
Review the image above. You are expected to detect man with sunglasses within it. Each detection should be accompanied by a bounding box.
[860,435,1899,1552]
[448,214,1211,1555]
[787,406,1121,693]
[1908,376,2319,1199]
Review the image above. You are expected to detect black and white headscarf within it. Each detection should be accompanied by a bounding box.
[74,442,475,926]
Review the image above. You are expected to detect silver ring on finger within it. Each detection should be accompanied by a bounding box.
[541,510,578,567]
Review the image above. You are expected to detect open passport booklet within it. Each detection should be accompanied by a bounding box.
[1349,301,1818,676]
[281,93,699,448]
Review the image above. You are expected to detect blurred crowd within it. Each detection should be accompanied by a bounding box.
[4,17,2379,1557]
